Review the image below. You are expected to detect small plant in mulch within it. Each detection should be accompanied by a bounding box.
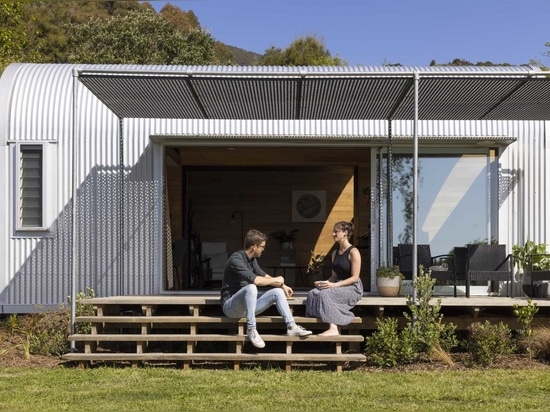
[465,321,515,367]
[529,325,550,362]
[513,298,539,360]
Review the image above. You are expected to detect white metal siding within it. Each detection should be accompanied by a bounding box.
[0,63,549,311]
[2,65,129,309]
[500,121,549,248]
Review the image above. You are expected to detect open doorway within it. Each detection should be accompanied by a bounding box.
[164,146,372,291]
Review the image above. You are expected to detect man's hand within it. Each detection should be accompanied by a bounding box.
[272,275,285,287]
[282,284,293,298]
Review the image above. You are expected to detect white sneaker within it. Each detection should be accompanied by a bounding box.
[287,324,313,337]
[247,329,265,348]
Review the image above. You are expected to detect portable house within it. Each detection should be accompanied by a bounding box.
[1,63,549,313]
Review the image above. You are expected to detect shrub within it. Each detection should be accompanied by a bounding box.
[530,324,550,362]
[69,287,96,334]
[365,317,416,367]
[513,298,539,359]
[465,321,515,367]
[4,287,96,358]
[20,309,71,356]
[405,266,458,356]
[365,266,459,367]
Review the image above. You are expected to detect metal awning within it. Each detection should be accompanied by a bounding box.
[75,65,550,121]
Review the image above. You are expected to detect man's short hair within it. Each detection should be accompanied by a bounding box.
[244,229,268,249]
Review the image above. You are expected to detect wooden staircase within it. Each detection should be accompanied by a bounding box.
[62,296,366,372]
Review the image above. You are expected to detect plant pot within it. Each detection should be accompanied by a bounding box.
[281,242,293,250]
[377,276,402,297]
[521,271,547,297]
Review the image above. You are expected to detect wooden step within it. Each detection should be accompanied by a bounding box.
[75,315,362,324]
[61,352,366,363]
[67,333,365,342]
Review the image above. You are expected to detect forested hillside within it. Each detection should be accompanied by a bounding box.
[0,0,261,72]
[1,0,542,73]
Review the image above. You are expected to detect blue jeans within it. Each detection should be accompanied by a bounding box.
[222,284,295,331]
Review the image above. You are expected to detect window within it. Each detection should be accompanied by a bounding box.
[379,149,497,259]
[19,145,43,228]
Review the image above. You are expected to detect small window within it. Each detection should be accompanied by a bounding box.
[19,145,43,228]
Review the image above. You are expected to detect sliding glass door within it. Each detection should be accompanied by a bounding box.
[378,148,497,264]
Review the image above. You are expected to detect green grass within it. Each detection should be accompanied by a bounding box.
[1,367,550,411]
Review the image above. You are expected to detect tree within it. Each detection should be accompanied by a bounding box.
[539,44,550,70]
[158,4,234,64]
[21,0,147,64]
[260,35,346,66]
[0,1,40,71]
[159,3,200,32]
[431,58,513,67]
[390,157,418,244]
[212,41,236,65]
[65,9,215,65]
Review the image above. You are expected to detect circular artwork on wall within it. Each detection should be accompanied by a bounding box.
[291,190,326,222]
[296,193,322,219]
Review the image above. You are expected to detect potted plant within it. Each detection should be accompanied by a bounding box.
[269,229,299,250]
[376,265,404,297]
[306,251,326,285]
[512,241,549,297]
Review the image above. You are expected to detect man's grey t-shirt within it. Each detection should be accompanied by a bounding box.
[220,250,267,305]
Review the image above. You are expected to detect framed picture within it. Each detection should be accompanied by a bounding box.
[291,190,326,222]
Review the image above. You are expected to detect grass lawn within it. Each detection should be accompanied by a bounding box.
[1,367,549,411]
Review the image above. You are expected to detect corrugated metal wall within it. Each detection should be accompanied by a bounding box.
[500,120,549,247]
[0,64,548,310]
[4,65,77,309]
[2,64,127,309]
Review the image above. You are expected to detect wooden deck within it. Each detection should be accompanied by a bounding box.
[62,292,550,371]
[76,292,550,328]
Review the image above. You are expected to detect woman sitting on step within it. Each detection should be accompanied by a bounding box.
[306,221,363,336]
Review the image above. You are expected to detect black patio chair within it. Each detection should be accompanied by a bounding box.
[397,244,457,296]
[453,246,468,295]
[466,244,513,298]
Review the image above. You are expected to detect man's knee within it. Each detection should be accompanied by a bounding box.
[242,283,258,297]
[273,288,286,298]
[269,287,287,303]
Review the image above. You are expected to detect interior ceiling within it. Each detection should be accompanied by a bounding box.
[76,66,550,121]
[169,146,373,167]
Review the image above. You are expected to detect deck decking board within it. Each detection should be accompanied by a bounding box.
[63,293,550,371]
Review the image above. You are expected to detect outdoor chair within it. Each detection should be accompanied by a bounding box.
[397,244,457,296]
[466,244,513,298]
[201,242,228,288]
[392,246,400,266]
[453,246,468,295]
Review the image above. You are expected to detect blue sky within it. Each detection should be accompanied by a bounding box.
[148,0,550,66]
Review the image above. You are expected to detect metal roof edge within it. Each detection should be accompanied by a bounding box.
[74,65,546,79]
[150,134,516,146]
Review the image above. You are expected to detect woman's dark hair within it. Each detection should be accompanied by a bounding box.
[333,221,354,240]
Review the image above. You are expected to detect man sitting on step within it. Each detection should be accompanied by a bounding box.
[220,229,312,348]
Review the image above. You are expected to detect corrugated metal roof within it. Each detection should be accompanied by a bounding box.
[76,65,550,121]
